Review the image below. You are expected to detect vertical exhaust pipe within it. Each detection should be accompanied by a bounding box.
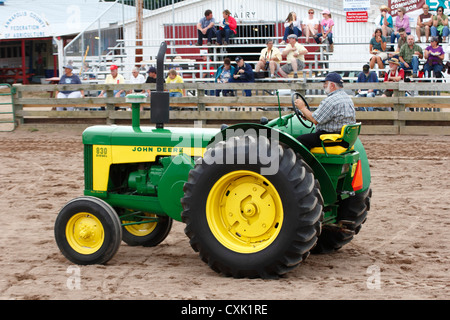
[151,42,170,129]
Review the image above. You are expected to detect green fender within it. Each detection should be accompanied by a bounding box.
[209,123,337,206]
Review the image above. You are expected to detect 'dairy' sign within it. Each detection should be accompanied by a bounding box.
[1,10,51,39]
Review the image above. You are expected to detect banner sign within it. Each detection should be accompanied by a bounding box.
[1,10,52,39]
[346,11,369,22]
[343,0,371,11]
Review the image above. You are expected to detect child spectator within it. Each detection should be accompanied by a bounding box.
[166,69,184,97]
[280,12,302,45]
[314,10,334,51]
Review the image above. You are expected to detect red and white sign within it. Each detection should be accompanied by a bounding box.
[346,11,369,22]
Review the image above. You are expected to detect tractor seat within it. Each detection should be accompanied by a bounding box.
[310,123,361,156]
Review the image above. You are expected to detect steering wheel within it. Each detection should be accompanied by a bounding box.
[291,92,313,128]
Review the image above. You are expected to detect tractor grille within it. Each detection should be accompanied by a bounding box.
[84,144,93,190]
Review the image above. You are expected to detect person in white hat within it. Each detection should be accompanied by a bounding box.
[278,34,308,78]
[374,5,394,38]
[313,9,334,50]
[55,65,84,111]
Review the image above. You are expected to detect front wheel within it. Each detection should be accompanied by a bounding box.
[54,196,122,265]
[121,212,173,247]
[181,135,323,278]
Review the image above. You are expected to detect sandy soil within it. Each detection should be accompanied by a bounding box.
[0,126,449,300]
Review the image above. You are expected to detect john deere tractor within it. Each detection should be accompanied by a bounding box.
[54,43,371,278]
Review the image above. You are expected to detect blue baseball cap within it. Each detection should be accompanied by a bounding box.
[321,72,343,84]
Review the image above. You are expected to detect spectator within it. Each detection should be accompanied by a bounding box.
[228,56,255,97]
[423,36,445,78]
[280,12,302,45]
[128,67,146,95]
[255,39,282,78]
[391,7,411,43]
[98,65,125,98]
[416,4,433,43]
[214,57,235,97]
[55,65,84,111]
[145,66,157,96]
[166,69,185,97]
[356,64,379,111]
[216,9,237,46]
[431,6,449,43]
[369,28,388,70]
[314,10,334,51]
[375,5,394,38]
[399,34,423,77]
[196,9,216,46]
[382,58,404,99]
[388,28,408,60]
[279,34,308,78]
[302,9,319,42]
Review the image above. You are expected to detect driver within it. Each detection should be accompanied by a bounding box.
[294,72,356,149]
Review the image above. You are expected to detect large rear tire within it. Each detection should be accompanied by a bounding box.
[54,196,122,265]
[181,135,323,278]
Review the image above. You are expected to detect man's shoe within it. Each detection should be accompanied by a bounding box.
[207,41,212,46]
[195,42,201,46]
[223,41,228,46]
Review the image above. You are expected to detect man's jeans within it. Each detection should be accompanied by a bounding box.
[356,92,375,111]
[400,56,420,75]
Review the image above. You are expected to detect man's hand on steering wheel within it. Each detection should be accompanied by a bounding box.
[291,92,314,128]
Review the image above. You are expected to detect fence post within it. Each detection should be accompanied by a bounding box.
[105,88,115,124]
[392,83,405,134]
[13,84,24,125]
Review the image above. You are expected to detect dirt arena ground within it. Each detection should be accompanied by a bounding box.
[0,126,449,300]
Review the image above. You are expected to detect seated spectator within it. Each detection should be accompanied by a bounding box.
[55,65,84,111]
[216,9,237,46]
[375,5,394,38]
[314,10,334,51]
[98,65,125,98]
[255,39,282,78]
[423,36,445,78]
[431,6,449,42]
[214,57,235,96]
[382,58,404,99]
[416,4,433,43]
[280,12,302,45]
[302,9,319,42]
[356,64,379,111]
[166,69,185,97]
[391,6,411,43]
[196,9,216,46]
[399,35,423,77]
[128,67,146,95]
[369,28,388,70]
[278,34,307,78]
[146,66,157,96]
[228,56,255,97]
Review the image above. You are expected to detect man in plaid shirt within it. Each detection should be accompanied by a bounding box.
[294,72,356,149]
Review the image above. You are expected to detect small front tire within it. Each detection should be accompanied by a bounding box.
[54,196,122,265]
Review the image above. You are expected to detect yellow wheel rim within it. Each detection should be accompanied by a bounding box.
[206,170,284,254]
[123,213,158,237]
[66,212,105,255]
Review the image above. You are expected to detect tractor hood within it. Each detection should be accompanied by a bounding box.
[82,125,220,149]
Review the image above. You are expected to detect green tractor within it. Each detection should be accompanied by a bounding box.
[54,43,371,278]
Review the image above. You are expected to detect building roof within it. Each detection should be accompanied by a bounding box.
[0,0,135,39]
